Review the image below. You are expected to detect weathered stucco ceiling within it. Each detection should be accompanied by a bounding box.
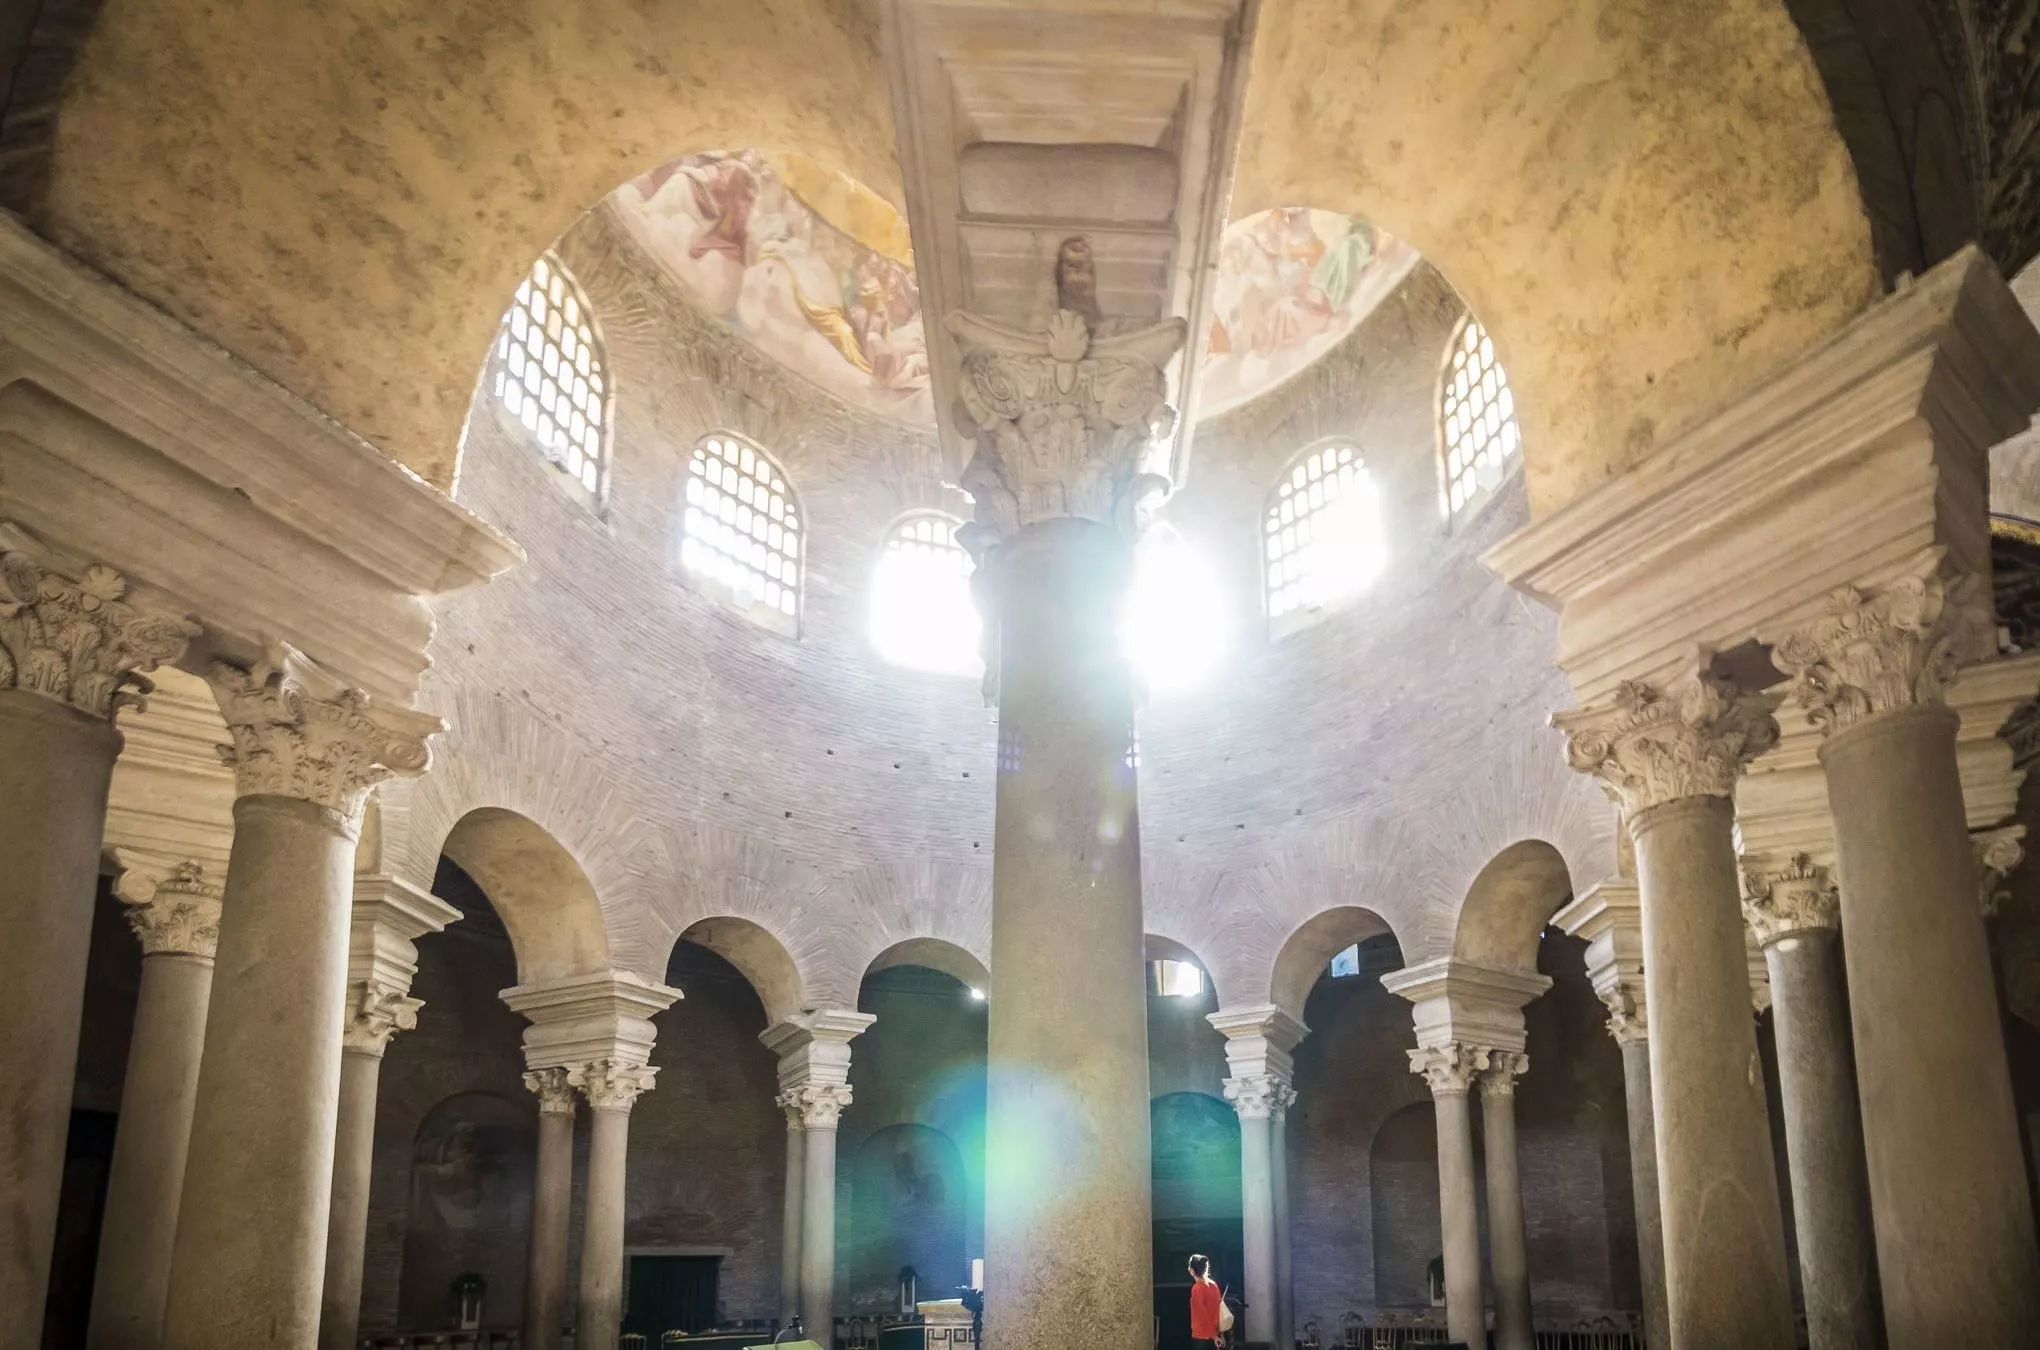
[40,0,903,490]
[1233,0,1881,516]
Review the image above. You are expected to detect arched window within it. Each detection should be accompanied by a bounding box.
[681,433,803,635]
[1263,441,1385,636]
[1439,317,1521,520]
[493,255,609,503]
[870,512,980,675]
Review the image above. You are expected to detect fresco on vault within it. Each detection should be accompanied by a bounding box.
[1199,208,1420,417]
[613,150,936,426]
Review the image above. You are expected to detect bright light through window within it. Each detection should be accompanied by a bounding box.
[1265,442,1385,636]
[493,255,608,502]
[1150,958,1204,998]
[1125,526,1228,693]
[1441,318,1521,519]
[871,513,981,675]
[681,433,802,635]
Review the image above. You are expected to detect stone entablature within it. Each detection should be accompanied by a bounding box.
[504,970,682,1075]
[761,1009,875,1127]
[1382,958,1552,1092]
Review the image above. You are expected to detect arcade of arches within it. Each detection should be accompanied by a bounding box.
[13,4,2040,1350]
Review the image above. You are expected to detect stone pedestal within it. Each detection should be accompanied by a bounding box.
[1553,882,1668,1350]
[523,1068,578,1350]
[1554,677,1795,1349]
[1743,858,1883,1350]
[572,1060,657,1350]
[1480,1054,1532,1350]
[87,865,221,1350]
[163,644,438,1350]
[0,540,189,1346]
[1776,575,2040,1347]
[318,874,457,1350]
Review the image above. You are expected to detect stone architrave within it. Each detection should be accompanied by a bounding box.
[87,862,222,1350]
[1552,881,1669,1350]
[0,529,194,1346]
[162,644,440,1350]
[318,874,461,1350]
[950,249,1183,1350]
[763,1010,875,1338]
[1210,1005,1306,1350]
[1553,670,1796,1348]
[1769,562,2040,1345]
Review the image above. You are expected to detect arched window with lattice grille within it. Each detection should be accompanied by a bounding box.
[680,432,804,635]
[1263,440,1386,637]
[1438,316,1521,520]
[492,254,610,505]
[870,512,980,675]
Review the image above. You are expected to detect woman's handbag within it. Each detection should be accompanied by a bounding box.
[1217,1288,1236,1336]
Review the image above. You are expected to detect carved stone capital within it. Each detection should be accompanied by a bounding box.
[1552,672,1780,814]
[524,1066,578,1116]
[122,861,223,958]
[1479,1050,1528,1098]
[1741,853,1841,945]
[1222,1073,1297,1121]
[569,1058,658,1113]
[1772,557,1995,735]
[1976,825,2026,918]
[0,528,195,720]
[342,977,424,1056]
[207,641,441,821]
[1407,1042,1491,1097]
[1599,983,1649,1047]
[784,1081,854,1130]
[945,286,1186,544]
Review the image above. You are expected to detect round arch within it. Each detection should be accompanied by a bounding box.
[1269,906,1401,1018]
[864,937,990,996]
[440,807,612,986]
[676,915,806,1024]
[1448,839,1575,973]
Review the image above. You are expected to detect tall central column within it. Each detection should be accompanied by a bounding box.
[0,536,191,1346]
[949,243,1187,1350]
[1773,568,2040,1344]
[1554,672,1795,1349]
[163,643,441,1350]
[1741,856,1882,1350]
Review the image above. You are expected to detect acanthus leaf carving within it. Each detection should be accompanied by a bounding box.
[1406,1042,1491,1097]
[1771,557,1995,736]
[1976,825,2026,918]
[342,977,424,1056]
[782,1081,853,1130]
[1552,670,1780,814]
[122,860,223,958]
[569,1058,658,1113]
[207,641,441,822]
[1741,853,1842,945]
[1598,982,1649,1047]
[524,1066,578,1116]
[1222,1072,1297,1121]
[1478,1050,1528,1098]
[0,528,196,720]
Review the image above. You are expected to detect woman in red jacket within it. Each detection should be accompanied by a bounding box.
[1188,1253,1225,1349]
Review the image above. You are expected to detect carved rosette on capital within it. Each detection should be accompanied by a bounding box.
[568,1059,659,1114]
[119,861,224,959]
[523,1066,578,1116]
[1976,826,2027,918]
[1477,1050,1528,1099]
[1771,554,1996,735]
[0,526,196,719]
[789,1082,854,1131]
[1408,1043,1491,1097]
[1741,853,1842,946]
[1597,982,1649,1047]
[1222,1074,1297,1121]
[1551,671,1781,815]
[340,978,424,1057]
[206,641,441,826]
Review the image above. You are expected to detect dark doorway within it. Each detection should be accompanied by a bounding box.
[625,1255,722,1336]
[1151,1093,1243,1350]
[41,1110,119,1349]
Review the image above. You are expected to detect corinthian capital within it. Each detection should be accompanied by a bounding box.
[1552,672,1781,814]
[206,641,441,821]
[0,528,196,720]
[342,977,424,1056]
[785,1081,854,1130]
[569,1058,658,1113]
[1741,853,1841,945]
[1478,1051,1528,1098]
[122,861,223,958]
[1222,1073,1296,1121]
[1976,825,2026,918]
[945,246,1186,544]
[1407,1042,1490,1097]
[524,1066,578,1116]
[1598,983,1649,1047]
[1772,555,1995,735]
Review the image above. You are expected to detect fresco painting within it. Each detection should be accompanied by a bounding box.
[613,154,1411,425]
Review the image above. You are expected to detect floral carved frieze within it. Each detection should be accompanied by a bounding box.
[1552,672,1781,815]
[1772,557,1995,735]
[0,530,195,720]
[207,641,441,822]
